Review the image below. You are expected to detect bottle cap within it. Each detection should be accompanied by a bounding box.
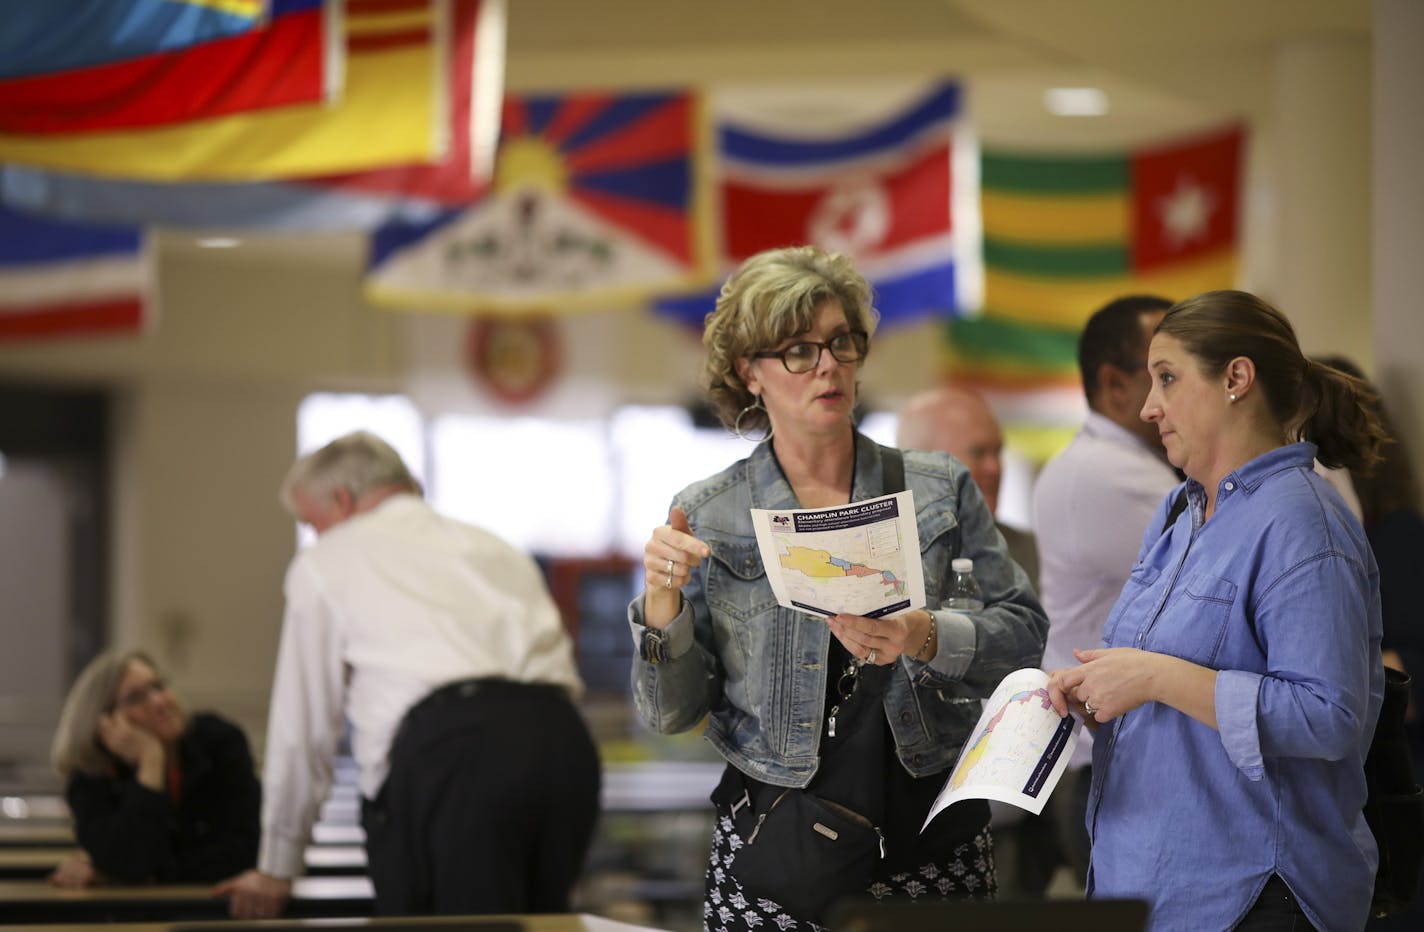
[952,557,973,573]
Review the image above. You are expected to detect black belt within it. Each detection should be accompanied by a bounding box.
[407,676,563,718]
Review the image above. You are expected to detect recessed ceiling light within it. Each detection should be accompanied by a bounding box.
[1044,87,1109,117]
[196,237,242,248]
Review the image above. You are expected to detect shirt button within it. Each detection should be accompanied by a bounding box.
[1224,481,1235,491]
[899,711,913,724]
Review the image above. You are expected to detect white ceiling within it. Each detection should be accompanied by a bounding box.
[503,0,1372,147]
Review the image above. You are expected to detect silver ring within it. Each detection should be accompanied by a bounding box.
[866,649,877,665]
[1083,701,1097,716]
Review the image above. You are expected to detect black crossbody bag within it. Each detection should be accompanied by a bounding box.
[714,446,906,921]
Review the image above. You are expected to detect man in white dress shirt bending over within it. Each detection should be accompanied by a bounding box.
[216,432,599,918]
[1031,295,1179,885]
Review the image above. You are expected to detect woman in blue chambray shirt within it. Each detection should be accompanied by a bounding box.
[1048,290,1388,931]
[629,246,1046,928]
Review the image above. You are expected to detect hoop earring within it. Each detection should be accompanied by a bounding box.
[733,395,773,442]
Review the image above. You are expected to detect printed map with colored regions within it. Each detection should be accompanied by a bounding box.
[780,546,908,595]
[922,667,1078,821]
[774,526,910,617]
[751,490,925,619]
[950,686,1055,790]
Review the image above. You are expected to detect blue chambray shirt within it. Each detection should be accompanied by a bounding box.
[1087,442,1383,931]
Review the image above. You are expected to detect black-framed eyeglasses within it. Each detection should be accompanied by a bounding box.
[751,330,869,374]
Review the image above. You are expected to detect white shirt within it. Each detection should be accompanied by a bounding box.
[1031,412,1179,769]
[257,495,583,878]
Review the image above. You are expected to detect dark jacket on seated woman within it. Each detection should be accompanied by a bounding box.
[67,711,261,883]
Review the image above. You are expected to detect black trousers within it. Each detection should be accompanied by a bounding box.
[1235,875,1318,931]
[360,679,601,916]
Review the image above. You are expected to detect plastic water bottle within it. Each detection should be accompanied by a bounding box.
[946,557,984,611]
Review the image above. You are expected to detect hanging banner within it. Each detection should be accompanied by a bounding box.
[0,205,148,342]
[0,0,453,181]
[655,80,967,330]
[0,0,502,227]
[365,88,711,313]
[0,0,336,136]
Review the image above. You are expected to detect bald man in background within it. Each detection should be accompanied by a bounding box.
[898,385,1050,896]
[897,384,1039,588]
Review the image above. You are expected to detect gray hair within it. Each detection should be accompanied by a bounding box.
[279,431,422,516]
[702,245,879,433]
[51,650,160,778]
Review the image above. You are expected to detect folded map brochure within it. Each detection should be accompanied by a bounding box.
[750,490,926,619]
[924,668,1080,827]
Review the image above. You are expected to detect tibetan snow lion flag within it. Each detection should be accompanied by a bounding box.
[0,0,335,136]
[657,80,965,329]
[365,89,709,312]
[0,205,147,342]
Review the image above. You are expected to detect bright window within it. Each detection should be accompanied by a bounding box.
[609,406,752,556]
[429,414,615,557]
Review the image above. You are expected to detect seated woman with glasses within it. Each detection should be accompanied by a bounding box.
[630,245,1046,926]
[47,650,260,887]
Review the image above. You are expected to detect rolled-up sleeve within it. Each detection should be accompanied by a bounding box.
[1216,669,1265,779]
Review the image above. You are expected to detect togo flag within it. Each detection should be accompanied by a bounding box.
[658,80,968,329]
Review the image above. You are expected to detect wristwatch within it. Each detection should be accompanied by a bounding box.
[639,625,670,664]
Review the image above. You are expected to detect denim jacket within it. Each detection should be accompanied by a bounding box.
[628,433,1047,787]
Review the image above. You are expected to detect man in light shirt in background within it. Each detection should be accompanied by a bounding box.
[1031,295,1179,887]
[215,431,600,918]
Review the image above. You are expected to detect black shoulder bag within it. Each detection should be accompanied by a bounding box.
[1159,490,1424,917]
[718,445,905,921]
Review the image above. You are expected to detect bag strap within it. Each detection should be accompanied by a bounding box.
[881,445,905,495]
[1159,487,1188,538]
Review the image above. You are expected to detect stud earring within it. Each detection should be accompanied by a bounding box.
[1229,393,1237,402]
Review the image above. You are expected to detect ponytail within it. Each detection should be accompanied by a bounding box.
[1301,359,1387,474]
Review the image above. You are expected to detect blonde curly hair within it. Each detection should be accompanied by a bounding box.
[701,245,878,434]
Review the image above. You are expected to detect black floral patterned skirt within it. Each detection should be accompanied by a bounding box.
[702,807,996,931]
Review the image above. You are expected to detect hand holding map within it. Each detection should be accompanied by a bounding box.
[750,491,925,619]
[923,668,1079,828]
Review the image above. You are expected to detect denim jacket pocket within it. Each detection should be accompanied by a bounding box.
[1102,563,1161,647]
[915,507,960,601]
[703,531,777,622]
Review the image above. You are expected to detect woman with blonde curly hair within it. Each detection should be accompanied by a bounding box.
[630,245,1046,927]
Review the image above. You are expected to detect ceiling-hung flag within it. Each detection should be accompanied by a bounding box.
[0,0,456,181]
[976,124,1243,331]
[0,0,501,230]
[364,88,710,313]
[942,123,1245,465]
[0,0,337,136]
[656,81,966,330]
[0,205,148,342]
[1,0,270,78]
